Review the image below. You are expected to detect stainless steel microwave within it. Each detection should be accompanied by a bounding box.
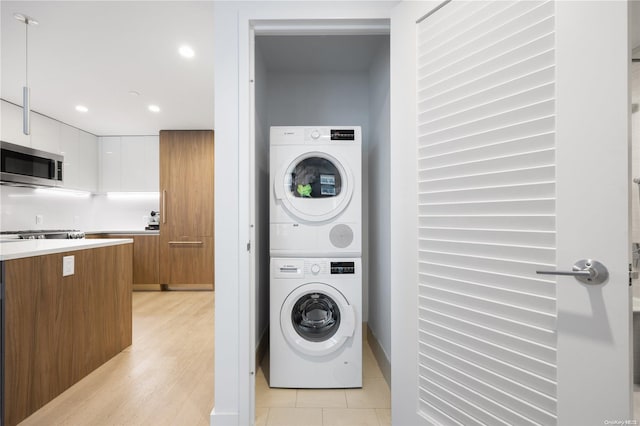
[0,141,63,187]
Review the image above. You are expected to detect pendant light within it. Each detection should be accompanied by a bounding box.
[14,13,38,136]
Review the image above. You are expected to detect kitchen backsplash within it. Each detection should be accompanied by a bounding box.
[0,185,159,231]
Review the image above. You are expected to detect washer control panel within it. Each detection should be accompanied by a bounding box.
[273,258,359,278]
[330,261,355,274]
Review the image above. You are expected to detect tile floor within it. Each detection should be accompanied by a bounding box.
[256,341,390,426]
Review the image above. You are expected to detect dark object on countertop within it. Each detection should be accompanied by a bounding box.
[145,224,160,230]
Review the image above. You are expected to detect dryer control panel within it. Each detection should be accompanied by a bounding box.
[330,129,355,141]
[302,127,360,143]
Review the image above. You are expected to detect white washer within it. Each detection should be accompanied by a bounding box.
[270,257,362,388]
[270,126,361,257]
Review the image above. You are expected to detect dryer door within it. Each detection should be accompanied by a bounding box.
[280,283,355,357]
[274,152,354,222]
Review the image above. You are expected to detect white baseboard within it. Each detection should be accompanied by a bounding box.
[210,409,239,426]
[256,328,269,371]
[367,324,391,386]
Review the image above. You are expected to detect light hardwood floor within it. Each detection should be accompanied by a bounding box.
[19,291,215,426]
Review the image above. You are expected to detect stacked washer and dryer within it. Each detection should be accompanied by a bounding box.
[269,126,363,388]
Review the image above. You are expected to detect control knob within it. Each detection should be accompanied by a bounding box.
[310,129,321,140]
[311,264,321,274]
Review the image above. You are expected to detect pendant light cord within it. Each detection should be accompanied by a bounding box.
[25,18,28,88]
[16,13,37,136]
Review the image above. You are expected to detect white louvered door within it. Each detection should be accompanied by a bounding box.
[413,1,631,425]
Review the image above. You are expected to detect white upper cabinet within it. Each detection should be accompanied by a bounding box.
[58,124,99,192]
[1,101,31,147]
[121,136,159,191]
[99,137,122,192]
[99,135,158,193]
[77,131,98,192]
[57,124,98,192]
[59,124,79,187]
[0,100,98,192]
[31,113,60,153]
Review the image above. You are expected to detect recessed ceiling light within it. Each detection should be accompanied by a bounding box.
[75,105,88,113]
[179,45,195,59]
[148,104,161,113]
[128,90,140,96]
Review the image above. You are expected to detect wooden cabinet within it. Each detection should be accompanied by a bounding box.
[164,236,214,285]
[86,234,159,287]
[131,235,160,284]
[159,130,214,288]
[2,243,132,426]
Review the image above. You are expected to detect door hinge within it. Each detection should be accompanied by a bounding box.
[630,264,638,286]
[246,241,251,252]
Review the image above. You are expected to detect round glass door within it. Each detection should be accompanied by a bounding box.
[291,292,341,342]
[280,283,355,356]
[275,152,354,223]
[289,157,342,199]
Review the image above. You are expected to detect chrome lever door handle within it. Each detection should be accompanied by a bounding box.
[536,259,608,285]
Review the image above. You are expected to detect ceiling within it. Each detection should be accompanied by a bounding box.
[1,1,214,136]
[1,1,639,137]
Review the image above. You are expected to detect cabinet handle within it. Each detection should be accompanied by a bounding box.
[162,190,167,224]
[168,241,203,245]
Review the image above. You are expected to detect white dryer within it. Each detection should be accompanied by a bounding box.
[270,126,361,257]
[270,257,362,388]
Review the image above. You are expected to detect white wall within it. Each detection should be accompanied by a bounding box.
[0,187,159,231]
[212,3,243,424]
[267,72,371,135]
[366,39,391,359]
[255,43,271,348]
[389,2,437,426]
[89,194,159,231]
[264,68,371,321]
[0,185,93,230]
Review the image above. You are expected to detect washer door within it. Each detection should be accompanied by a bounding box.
[280,283,355,357]
[274,152,354,222]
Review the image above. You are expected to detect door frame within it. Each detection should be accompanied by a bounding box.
[213,3,394,424]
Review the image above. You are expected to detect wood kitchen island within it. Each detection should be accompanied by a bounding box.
[0,238,133,426]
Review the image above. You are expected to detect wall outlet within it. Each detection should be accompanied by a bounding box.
[63,256,75,277]
[35,214,43,225]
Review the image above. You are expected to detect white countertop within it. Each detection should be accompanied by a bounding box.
[85,230,160,235]
[0,238,133,261]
